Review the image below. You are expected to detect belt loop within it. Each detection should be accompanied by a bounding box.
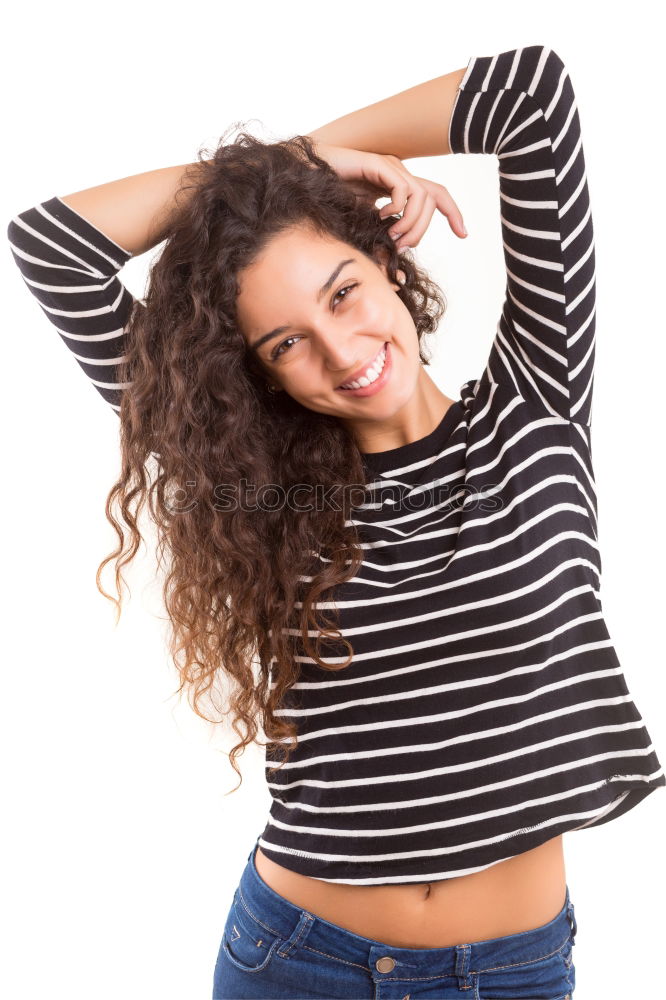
[567,899,578,944]
[277,911,315,959]
[454,943,473,990]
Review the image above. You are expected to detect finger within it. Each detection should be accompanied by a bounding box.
[378,181,410,218]
[388,185,428,240]
[378,177,414,218]
[393,193,437,250]
[427,180,467,238]
[388,191,429,248]
[372,160,467,240]
[363,157,411,217]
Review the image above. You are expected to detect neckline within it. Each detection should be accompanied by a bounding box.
[361,399,463,474]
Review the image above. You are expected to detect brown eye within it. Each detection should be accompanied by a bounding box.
[269,283,359,361]
[333,282,358,306]
[270,335,300,361]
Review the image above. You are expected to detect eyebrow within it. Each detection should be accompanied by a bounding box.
[249,258,357,354]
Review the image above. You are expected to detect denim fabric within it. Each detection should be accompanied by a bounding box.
[212,839,577,999]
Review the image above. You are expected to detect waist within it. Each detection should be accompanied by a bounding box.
[253,834,566,948]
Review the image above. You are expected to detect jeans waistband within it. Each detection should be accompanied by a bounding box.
[235,838,577,978]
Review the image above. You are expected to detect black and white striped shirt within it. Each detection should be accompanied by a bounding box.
[8,44,664,886]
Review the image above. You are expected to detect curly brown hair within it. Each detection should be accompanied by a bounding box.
[98,129,447,790]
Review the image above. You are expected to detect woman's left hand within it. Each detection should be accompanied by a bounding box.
[309,141,467,251]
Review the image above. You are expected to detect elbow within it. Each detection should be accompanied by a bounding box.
[524,45,570,95]
[6,214,29,260]
[531,43,568,74]
[7,216,20,249]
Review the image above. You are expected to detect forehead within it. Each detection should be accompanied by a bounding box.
[236,225,363,339]
[240,226,349,291]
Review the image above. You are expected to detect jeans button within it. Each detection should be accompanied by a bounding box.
[376,956,396,973]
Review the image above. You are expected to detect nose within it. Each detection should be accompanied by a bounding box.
[316,324,377,374]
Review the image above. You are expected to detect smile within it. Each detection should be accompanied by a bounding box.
[337,344,388,390]
[335,342,392,398]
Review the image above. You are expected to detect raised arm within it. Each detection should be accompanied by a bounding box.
[308,45,597,428]
[6,162,204,415]
[307,67,468,158]
[448,45,596,427]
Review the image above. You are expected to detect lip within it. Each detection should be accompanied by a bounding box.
[336,343,388,389]
[335,342,391,397]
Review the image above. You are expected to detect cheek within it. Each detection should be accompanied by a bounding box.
[364,292,398,328]
[341,294,407,349]
[369,292,417,347]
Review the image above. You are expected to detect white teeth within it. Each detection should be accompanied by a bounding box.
[340,346,386,389]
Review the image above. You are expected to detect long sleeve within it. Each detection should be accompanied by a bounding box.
[448,45,596,428]
[7,195,140,416]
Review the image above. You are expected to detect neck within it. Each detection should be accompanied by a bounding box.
[350,366,455,455]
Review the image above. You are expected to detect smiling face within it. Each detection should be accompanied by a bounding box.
[236,224,423,441]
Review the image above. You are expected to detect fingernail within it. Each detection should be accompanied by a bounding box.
[462,223,468,236]
[390,231,401,240]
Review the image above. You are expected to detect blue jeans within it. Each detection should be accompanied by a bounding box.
[212,839,578,999]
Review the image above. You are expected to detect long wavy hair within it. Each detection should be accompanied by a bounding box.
[98,128,447,790]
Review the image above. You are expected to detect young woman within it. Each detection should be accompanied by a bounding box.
[8,44,664,1000]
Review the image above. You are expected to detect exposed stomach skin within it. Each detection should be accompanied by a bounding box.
[254,835,566,949]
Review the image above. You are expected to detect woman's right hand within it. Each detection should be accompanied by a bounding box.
[311,143,467,251]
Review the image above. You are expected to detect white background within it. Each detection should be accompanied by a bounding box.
[3,1,664,997]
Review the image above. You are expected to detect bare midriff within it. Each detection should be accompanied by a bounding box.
[254,835,566,949]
